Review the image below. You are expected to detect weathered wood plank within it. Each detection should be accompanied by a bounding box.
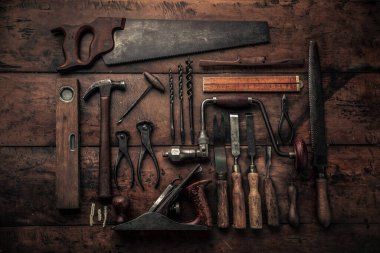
[0,0,379,72]
[0,73,379,146]
[0,146,379,226]
[1,224,379,253]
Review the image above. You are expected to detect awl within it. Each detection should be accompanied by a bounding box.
[308,41,331,228]
[52,18,270,71]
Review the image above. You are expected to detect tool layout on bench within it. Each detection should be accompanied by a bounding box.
[83,79,126,199]
[186,57,195,144]
[114,131,135,190]
[169,69,175,143]
[230,113,247,229]
[213,114,229,228]
[178,64,185,144]
[265,146,280,227]
[117,72,165,124]
[136,120,160,190]
[278,94,295,145]
[52,18,270,71]
[309,41,331,228]
[246,113,262,229]
[199,57,304,68]
[113,164,212,231]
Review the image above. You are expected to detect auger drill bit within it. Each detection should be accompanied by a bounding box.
[186,57,195,144]
[169,69,175,143]
[178,64,185,144]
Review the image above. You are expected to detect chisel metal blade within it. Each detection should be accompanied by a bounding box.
[230,114,240,158]
[213,115,227,175]
[246,113,256,159]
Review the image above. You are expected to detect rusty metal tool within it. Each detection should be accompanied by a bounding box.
[230,113,246,229]
[199,57,304,68]
[178,64,185,144]
[83,79,126,199]
[52,18,270,71]
[114,131,135,190]
[136,120,160,190]
[169,69,175,143]
[246,113,262,229]
[55,78,80,209]
[113,164,212,230]
[213,114,229,228]
[186,57,195,144]
[309,41,331,228]
[278,94,295,145]
[117,72,165,124]
[265,146,280,227]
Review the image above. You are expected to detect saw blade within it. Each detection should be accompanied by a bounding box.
[230,114,240,157]
[308,41,328,175]
[102,19,269,65]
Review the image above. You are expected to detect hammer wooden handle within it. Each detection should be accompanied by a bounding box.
[265,177,279,227]
[232,172,246,229]
[288,184,299,227]
[248,172,262,229]
[99,96,112,199]
[217,179,229,228]
[316,178,331,227]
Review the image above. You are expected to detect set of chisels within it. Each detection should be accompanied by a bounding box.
[53,16,331,231]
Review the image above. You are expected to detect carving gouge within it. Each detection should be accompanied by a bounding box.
[309,41,331,228]
[265,146,280,227]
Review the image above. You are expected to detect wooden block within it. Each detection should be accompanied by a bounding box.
[56,78,80,209]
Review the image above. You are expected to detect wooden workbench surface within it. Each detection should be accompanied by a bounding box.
[0,1,379,252]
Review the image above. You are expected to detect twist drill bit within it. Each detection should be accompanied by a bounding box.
[169,69,175,143]
[178,64,185,144]
[186,57,195,144]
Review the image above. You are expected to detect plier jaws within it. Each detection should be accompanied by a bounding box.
[114,131,135,190]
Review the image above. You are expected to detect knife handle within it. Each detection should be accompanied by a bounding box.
[248,172,262,229]
[316,178,331,228]
[217,178,229,228]
[51,17,126,72]
[288,184,300,227]
[232,171,246,229]
[265,177,280,227]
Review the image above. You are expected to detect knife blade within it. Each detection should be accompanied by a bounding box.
[308,40,331,228]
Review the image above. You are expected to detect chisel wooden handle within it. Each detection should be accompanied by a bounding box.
[265,177,279,227]
[288,184,299,227]
[248,172,262,229]
[316,178,331,227]
[232,172,246,229]
[217,178,229,228]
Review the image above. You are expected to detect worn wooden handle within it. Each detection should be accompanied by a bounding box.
[265,178,280,227]
[51,17,126,72]
[248,172,262,229]
[186,180,213,227]
[99,97,111,199]
[288,184,299,227]
[316,178,331,228]
[232,172,246,229]
[214,95,250,110]
[217,179,229,228]
[293,137,308,172]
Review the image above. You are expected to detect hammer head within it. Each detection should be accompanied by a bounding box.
[83,79,126,101]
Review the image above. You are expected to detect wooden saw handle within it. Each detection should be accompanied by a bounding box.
[217,179,229,228]
[316,178,331,228]
[232,172,246,229]
[51,17,126,72]
[248,172,262,229]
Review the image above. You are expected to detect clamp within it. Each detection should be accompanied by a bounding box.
[114,131,135,190]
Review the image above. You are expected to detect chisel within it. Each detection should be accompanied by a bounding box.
[230,114,246,229]
[246,113,262,229]
[265,146,280,227]
[309,41,331,228]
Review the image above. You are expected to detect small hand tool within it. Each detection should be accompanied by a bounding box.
[114,131,135,190]
[230,114,247,229]
[136,120,160,190]
[178,64,185,144]
[169,69,175,143]
[213,114,229,228]
[53,18,269,71]
[56,78,80,209]
[203,75,303,93]
[199,57,304,68]
[278,94,295,145]
[309,41,331,228]
[265,146,280,227]
[117,72,165,124]
[186,57,195,144]
[246,113,262,229]
[83,79,126,199]
[113,164,212,230]
[112,195,130,223]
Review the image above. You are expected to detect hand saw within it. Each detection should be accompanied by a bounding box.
[52,17,270,71]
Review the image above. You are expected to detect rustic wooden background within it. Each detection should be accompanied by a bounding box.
[1,0,380,252]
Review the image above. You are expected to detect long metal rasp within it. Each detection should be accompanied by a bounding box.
[308,41,331,228]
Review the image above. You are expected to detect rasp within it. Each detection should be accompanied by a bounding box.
[213,115,229,228]
[308,41,331,228]
[52,18,270,71]
[230,114,246,229]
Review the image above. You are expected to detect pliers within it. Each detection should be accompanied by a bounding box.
[114,131,135,190]
[278,94,295,145]
[136,120,160,190]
